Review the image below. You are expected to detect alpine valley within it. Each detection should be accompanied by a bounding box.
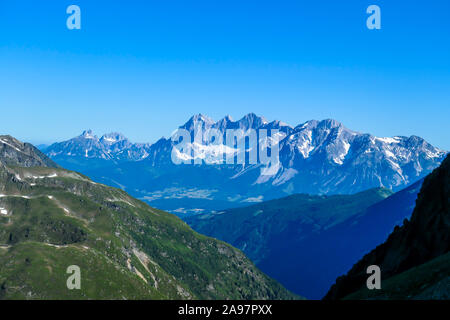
[186,180,423,298]
[187,154,449,299]
[37,114,449,299]
[325,154,450,300]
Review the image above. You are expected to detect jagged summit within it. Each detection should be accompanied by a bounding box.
[238,113,268,128]
[223,114,234,121]
[76,130,128,143]
[295,119,348,131]
[319,118,344,129]
[181,114,215,131]
[100,132,129,143]
[266,120,292,128]
[324,154,450,300]
[45,130,147,161]
[181,113,269,132]
[80,129,97,139]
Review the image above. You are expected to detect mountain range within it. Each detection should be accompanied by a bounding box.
[46,130,152,163]
[0,135,296,299]
[43,114,446,216]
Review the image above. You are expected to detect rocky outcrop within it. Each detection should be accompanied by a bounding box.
[0,135,59,168]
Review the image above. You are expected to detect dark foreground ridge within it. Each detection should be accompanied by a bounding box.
[325,154,450,300]
[0,136,297,299]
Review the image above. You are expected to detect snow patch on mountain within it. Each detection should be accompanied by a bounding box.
[241,195,264,203]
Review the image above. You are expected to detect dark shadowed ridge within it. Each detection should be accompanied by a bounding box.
[324,154,450,300]
[0,135,298,300]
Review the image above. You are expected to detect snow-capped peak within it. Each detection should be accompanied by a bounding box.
[100,132,128,144]
[80,130,97,140]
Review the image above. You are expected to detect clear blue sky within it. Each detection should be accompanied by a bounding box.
[0,0,449,149]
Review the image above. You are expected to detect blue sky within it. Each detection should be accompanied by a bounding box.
[0,0,449,149]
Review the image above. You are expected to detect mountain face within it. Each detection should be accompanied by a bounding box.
[0,135,59,168]
[187,182,422,299]
[43,114,446,216]
[324,154,450,300]
[0,136,296,299]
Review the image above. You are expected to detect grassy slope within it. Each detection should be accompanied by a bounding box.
[0,165,296,300]
[0,242,162,300]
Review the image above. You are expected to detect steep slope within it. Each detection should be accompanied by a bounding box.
[324,154,450,300]
[43,114,445,216]
[0,135,59,168]
[257,179,423,299]
[0,138,296,300]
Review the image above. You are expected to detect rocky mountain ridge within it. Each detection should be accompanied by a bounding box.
[43,114,446,214]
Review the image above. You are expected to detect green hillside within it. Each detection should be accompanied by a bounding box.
[325,154,450,300]
[343,252,450,300]
[0,163,296,300]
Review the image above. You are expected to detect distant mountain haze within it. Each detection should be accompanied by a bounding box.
[43,114,446,216]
